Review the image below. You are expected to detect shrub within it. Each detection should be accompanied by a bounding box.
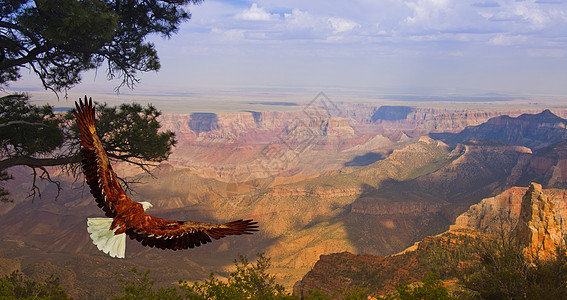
[180,253,294,300]
[0,271,70,300]
[113,268,182,300]
[461,235,567,299]
[395,273,452,300]
[305,286,367,300]
[114,253,295,299]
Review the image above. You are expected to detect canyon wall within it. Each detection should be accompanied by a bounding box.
[157,106,567,182]
[295,183,567,297]
[453,184,567,235]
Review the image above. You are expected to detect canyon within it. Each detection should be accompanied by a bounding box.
[2,102,567,298]
[294,183,567,297]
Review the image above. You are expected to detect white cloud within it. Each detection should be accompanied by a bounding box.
[102,0,567,96]
[281,9,360,39]
[182,0,567,47]
[404,0,451,25]
[327,17,360,33]
[284,8,315,27]
[235,3,279,21]
[513,1,549,29]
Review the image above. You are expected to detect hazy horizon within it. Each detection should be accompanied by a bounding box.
[6,0,567,113]
[3,88,566,115]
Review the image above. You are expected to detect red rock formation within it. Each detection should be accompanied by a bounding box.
[513,183,564,261]
[292,251,427,298]
[508,140,567,188]
[292,231,476,298]
[295,183,567,297]
[452,187,527,233]
[322,117,355,136]
[158,107,567,176]
[453,185,567,237]
[267,186,361,198]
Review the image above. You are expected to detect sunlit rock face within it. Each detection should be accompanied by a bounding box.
[453,184,567,236]
[513,182,564,261]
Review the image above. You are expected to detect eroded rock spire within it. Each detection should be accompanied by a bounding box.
[513,182,564,261]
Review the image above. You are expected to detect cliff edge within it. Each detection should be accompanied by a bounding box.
[513,182,564,261]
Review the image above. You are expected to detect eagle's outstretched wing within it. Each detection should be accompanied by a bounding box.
[75,97,258,252]
[74,97,121,218]
[126,218,258,250]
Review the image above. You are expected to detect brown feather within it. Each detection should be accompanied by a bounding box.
[75,97,259,252]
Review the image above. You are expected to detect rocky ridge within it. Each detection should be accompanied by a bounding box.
[507,140,567,188]
[294,183,567,297]
[431,110,567,150]
[513,183,564,260]
[453,185,567,235]
[160,107,567,181]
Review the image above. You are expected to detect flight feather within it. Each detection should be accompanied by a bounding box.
[75,97,258,256]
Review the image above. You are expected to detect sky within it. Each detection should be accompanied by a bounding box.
[8,0,567,106]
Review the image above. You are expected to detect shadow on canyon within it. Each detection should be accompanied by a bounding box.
[339,142,527,256]
[189,113,220,132]
[0,170,272,299]
[344,152,386,167]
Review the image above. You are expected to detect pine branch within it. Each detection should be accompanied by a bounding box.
[0,120,50,128]
[0,154,81,171]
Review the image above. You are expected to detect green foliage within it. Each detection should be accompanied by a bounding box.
[0,170,14,202]
[305,286,367,300]
[461,236,527,299]
[113,268,183,300]
[461,238,567,299]
[0,271,70,299]
[180,253,295,300]
[82,101,176,163]
[0,94,65,157]
[0,93,66,201]
[342,286,368,300]
[1,0,203,92]
[314,286,369,300]
[395,273,451,300]
[305,289,329,300]
[0,93,176,165]
[0,94,176,200]
[422,234,481,278]
[114,254,294,300]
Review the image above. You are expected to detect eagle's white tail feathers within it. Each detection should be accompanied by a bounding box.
[87,218,126,259]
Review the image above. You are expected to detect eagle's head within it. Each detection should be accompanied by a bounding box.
[138,201,153,211]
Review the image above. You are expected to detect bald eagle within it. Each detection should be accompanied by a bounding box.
[75,97,258,258]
